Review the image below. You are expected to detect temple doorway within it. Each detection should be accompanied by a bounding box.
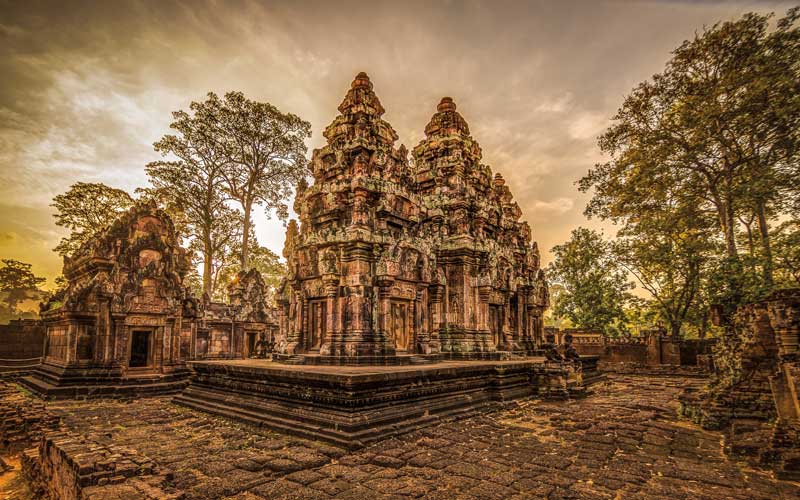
[309,300,327,350]
[246,332,257,358]
[129,330,151,367]
[489,305,503,346]
[390,300,412,351]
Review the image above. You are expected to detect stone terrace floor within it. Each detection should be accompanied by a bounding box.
[2,374,800,500]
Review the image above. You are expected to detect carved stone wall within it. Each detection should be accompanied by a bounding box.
[39,201,193,376]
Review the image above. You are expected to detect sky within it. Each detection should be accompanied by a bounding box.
[1,0,795,288]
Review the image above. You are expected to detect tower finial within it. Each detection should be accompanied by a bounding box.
[437,97,456,112]
[351,72,372,89]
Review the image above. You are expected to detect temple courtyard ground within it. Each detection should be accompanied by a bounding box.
[1,374,798,500]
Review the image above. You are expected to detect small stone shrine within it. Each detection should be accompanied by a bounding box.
[20,203,278,397]
[195,269,279,360]
[22,202,196,397]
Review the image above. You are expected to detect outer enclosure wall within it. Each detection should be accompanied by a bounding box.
[0,320,45,359]
[551,328,716,367]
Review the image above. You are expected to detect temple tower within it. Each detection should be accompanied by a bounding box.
[412,97,548,353]
[281,73,432,358]
[277,75,547,363]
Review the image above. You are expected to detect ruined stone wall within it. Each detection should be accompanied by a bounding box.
[679,289,800,479]
[549,328,715,368]
[0,319,45,359]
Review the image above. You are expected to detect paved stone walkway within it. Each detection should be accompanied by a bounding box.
[2,374,799,499]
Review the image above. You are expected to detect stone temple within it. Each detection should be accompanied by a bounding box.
[275,72,548,363]
[175,73,580,447]
[16,73,584,448]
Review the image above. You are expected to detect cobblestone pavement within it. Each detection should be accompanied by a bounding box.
[2,374,799,499]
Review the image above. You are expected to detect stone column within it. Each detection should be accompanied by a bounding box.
[477,282,491,352]
[377,276,394,350]
[429,283,444,352]
[95,296,112,364]
[284,289,303,354]
[320,274,339,356]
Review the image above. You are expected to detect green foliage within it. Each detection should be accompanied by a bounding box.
[216,241,286,303]
[0,259,45,320]
[51,182,135,257]
[546,228,634,336]
[145,90,310,286]
[773,220,800,287]
[187,91,311,269]
[580,9,800,332]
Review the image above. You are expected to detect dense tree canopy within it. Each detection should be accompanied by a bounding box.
[51,182,134,257]
[580,9,800,331]
[195,91,311,269]
[546,228,634,336]
[145,97,236,296]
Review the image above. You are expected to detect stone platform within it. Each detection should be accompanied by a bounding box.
[17,362,190,399]
[175,358,581,448]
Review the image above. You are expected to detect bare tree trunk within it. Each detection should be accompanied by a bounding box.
[723,196,738,259]
[699,310,708,339]
[756,199,773,289]
[202,235,213,297]
[241,200,252,270]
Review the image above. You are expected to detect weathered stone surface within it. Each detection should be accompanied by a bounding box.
[20,202,279,398]
[176,358,585,447]
[276,73,547,362]
[22,201,195,398]
[680,288,800,480]
[4,375,800,499]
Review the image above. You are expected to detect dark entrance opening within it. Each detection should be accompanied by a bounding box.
[130,330,151,367]
[247,332,257,357]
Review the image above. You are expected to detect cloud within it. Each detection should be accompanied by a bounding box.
[529,197,575,215]
[0,0,793,283]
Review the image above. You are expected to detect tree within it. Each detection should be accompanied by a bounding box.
[581,9,800,310]
[216,91,311,269]
[187,208,244,300]
[215,228,286,303]
[0,259,45,318]
[144,97,236,296]
[611,197,718,338]
[773,220,800,287]
[51,182,135,256]
[546,228,634,335]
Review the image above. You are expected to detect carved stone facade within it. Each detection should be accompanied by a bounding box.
[194,269,279,360]
[680,289,800,480]
[23,202,196,396]
[277,73,547,361]
[22,203,278,397]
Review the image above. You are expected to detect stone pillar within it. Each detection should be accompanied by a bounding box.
[320,274,339,356]
[477,282,492,352]
[95,296,112,364]
[377,276,393,348]
[429,283,444,351]
[284,289,303,354]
